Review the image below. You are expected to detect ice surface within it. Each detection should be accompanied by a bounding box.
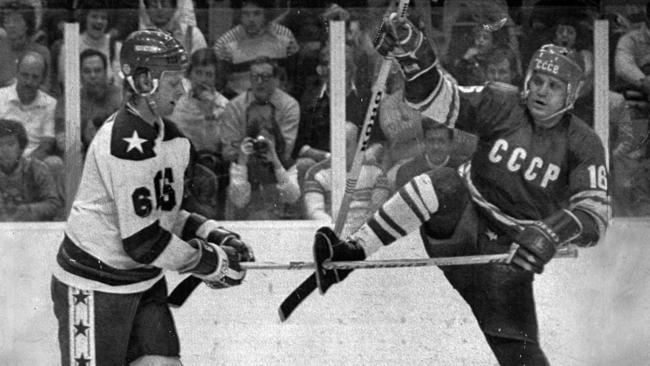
[1,219,648,365]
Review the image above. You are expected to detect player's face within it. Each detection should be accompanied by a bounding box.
[486,58,513,84]
[0,135,22,170]
[241,3,265,37]
[424,128,452,166]
[152,70,185,116]
[526,72,567,127]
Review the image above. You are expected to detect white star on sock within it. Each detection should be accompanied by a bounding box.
[123,131,147,153]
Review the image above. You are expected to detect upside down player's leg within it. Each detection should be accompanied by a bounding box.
[51,276,181,365]
[315,166,470,293]
[350,166,469,256]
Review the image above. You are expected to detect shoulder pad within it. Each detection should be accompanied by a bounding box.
[163,118,197,165]
[110,110,157,161]
[162,118,186,141]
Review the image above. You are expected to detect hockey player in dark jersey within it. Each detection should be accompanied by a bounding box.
[50,29,255,366]
[313,13,609,366]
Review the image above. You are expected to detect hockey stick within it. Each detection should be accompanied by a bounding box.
[170,244,578,308]
[249,245,578,270]
[168,276,202,307]
[276,243,578,319]
[277,0,411,322]
[170,253,515,307]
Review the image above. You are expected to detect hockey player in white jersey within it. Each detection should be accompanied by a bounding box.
[51,29,254,366]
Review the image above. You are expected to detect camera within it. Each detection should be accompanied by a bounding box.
[252,135,271,155]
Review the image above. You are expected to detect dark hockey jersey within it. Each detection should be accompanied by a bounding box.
[409,76,609,238]
[53,106,201,293]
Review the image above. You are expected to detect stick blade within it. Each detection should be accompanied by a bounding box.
[278,273,318,322]
[167,275,202,308]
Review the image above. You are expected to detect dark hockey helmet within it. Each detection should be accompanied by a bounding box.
[120,29,188,96]
[523,44,584,116]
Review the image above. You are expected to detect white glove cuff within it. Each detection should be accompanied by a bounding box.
[196,243,229,282]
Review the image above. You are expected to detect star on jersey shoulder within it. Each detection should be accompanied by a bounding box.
[123,130,148,153]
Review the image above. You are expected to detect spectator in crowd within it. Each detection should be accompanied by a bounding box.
[213,0,299,97]
[55,49,123,156]
[226,112,300,220]
[552,16,594,93]
[449,24,500,86]
[38,0,74,49]
[54,0,119,95]
[367,60,477,189]
[615,2,650,96]
[303,121,390,236]
[439,0,512,60]
[0,118,62,221]
[170,47,229,169]
[281,1,376,101]
[0,1,51,89]
[0,51,57,161]
[611,1,650,216]
[395,119,466,189]
[104,0,140,42]
[169,47,230,219]
[483,45,521,86]
[292,43,366,183]
[0,51,63,202]
[626,159,650,216]
[141,0,207,57]
[220,56,300,166]
[521,0,598,64]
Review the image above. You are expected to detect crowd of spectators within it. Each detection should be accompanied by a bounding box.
[1,0,650,222]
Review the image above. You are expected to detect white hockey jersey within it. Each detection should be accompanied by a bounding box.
[53,106,202,294]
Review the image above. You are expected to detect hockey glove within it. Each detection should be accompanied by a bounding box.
[314,226,366,294]
[205,226,256,263]
[374,12,438,81]
[512,210,583,274]
[185,238,247,289]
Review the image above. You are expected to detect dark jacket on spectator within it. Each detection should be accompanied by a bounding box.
[0,156,63,221]
[293,84,366,157]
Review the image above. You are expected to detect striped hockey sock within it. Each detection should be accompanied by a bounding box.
[351,173,440,256]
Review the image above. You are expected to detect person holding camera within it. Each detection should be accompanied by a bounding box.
[219,56,300,166]
[227,119,300,220]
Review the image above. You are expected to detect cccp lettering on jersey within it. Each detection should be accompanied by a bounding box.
[534,58,559,74]
[488,139,560,188]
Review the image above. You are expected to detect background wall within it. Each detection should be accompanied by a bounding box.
[1,219,649,365]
